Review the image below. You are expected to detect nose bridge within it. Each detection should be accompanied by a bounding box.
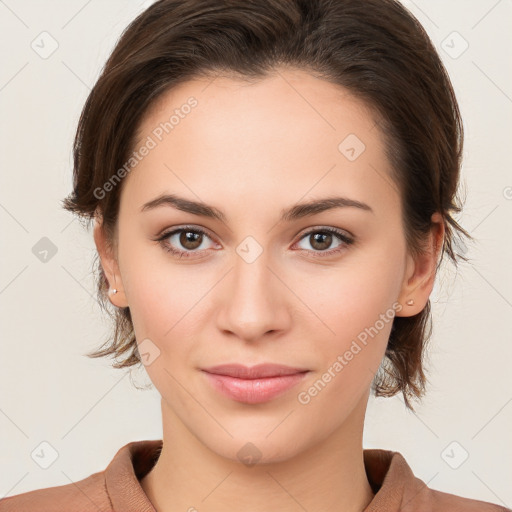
[234,246,272,299]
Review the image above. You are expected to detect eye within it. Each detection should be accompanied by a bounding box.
[155,225,354,260]
[156,226,218,259]
[294,227,354,256]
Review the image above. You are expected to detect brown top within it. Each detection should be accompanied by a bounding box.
[0,439,509,511]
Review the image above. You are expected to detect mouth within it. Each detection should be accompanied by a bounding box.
[201,363,310,404]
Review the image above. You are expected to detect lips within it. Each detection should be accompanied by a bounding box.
[201,363,309,379]
[201,363,310,404]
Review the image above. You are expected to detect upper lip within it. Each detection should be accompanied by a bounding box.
[201,363,309,379]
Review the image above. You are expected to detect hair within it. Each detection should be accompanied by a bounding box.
[62,0,470,410]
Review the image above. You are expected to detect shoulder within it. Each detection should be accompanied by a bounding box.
[0,439,161,512]
[427,487,510,512]
[363,448,510,512]
[0,471,111,512]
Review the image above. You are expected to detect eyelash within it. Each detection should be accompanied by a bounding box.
[155,225,354,259]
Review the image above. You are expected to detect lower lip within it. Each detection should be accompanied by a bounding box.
[202,371,309,404]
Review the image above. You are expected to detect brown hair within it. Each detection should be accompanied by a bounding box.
[62,0,470,410]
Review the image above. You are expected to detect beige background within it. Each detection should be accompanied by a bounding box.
[1,0,511,505]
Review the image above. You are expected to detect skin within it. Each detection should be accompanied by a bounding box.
[94,67,444,512]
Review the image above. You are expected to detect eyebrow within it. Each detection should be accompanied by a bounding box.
[140,193,373,222]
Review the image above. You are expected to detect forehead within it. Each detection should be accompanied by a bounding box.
[121,68,397,219]
[136,68,381,150]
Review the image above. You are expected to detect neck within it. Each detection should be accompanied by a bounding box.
[141,395,374,512]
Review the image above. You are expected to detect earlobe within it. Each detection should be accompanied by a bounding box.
[93,218,128,308]
[396,213,444,317]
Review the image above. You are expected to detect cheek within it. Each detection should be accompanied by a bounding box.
[300,247,404,344]
[294,239,405,397]
[118,228,210,338]
[127,272,209,349]
[295,272,397,418]
[306,275,395,381]
[319,272,400,338]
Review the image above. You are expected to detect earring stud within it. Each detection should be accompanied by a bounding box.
[111,288,118,295]
[406,299,414,306]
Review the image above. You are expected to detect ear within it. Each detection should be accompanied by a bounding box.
[93,217,128,308]
[395,212,444,317]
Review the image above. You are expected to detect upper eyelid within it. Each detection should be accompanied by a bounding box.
[160,225,218,243]
[299,225,353,239]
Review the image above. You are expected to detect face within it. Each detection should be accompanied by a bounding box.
[96,68,439,463]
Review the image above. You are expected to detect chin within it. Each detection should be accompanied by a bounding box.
[190,418,316,466]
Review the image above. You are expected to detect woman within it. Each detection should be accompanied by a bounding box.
[1,0,509,510]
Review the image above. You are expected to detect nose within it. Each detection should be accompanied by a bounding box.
[215,248,292,343]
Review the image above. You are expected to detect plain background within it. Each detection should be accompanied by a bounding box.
[1,0,511,506]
